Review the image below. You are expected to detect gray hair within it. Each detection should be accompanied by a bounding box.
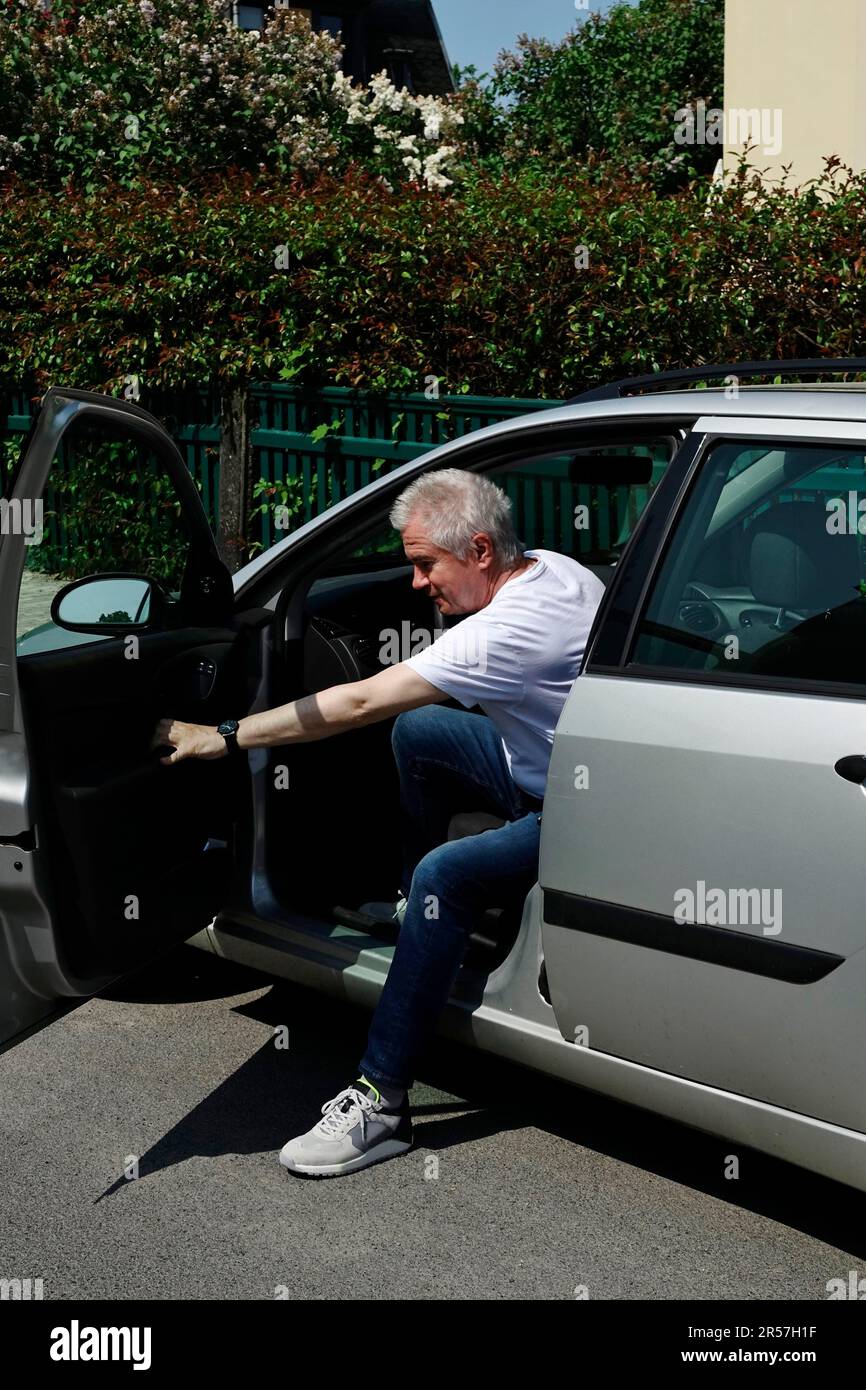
[389,468,523,566]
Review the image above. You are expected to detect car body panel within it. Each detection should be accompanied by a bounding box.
[538,673,866,1134]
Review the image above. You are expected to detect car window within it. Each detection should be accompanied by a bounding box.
[17,416,193,655]
[344,524,405,566]
[343,436,674,575]
[630,438,866,686]
[488,439,672,573]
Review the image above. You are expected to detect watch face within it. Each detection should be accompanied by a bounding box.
[218,720,239,737]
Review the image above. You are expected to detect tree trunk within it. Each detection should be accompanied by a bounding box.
[218,384,250,574]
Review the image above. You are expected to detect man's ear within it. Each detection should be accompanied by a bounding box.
[473,532,495,566]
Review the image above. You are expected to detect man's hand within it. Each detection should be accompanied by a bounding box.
[150,718,228,766]
[148,664,448,765]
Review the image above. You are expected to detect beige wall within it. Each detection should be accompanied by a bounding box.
[724,0,866,183]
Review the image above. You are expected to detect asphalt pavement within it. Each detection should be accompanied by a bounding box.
[17,568,67,639]
[0,943,863,1301]
[8,571,864,1301]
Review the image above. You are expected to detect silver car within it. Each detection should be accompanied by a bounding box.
[3,366,866,1195]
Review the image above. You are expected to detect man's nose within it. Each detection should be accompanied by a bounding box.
[412,569,429,589]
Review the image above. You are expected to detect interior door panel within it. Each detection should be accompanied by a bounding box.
[17,620,264,979]
[0,388,278,1016]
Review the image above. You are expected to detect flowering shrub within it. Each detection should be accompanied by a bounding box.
[0,0,465,190]
[332,70,463,192]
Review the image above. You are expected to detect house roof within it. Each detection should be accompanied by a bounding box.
[365,0,455,93]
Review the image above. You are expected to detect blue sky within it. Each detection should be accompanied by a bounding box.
[432,0,634,79]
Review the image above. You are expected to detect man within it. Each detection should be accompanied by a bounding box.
[151,468,605,1178]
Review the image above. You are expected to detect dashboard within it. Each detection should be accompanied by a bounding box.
[303,561,439,692]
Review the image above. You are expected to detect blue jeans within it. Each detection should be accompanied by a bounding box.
[358,705,543,1091]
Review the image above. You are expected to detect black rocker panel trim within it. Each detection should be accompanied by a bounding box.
[542,889,844,984]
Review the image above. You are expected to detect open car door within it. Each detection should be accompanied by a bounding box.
[0,388,270,1048]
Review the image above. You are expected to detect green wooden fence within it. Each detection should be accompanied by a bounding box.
[2,383,557,567]
[247,384,557,553]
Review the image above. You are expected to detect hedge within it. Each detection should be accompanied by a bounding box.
[2,160,865,403]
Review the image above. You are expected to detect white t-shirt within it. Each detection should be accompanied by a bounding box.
[403,549,606,800]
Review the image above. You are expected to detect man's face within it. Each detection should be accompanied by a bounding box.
[402,513,496,616]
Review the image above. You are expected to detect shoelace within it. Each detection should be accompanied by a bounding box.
[315,1085,377,1141]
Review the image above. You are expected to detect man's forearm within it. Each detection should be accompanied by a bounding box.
[236,682,366,749]
[153,663,443,765]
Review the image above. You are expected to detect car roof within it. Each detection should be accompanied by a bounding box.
[519,386,866,430]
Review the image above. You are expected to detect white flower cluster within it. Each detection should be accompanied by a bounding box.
[332,68,464,189]
[0,1,464,188]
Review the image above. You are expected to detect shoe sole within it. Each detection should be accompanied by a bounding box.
[280,1137,413,1178]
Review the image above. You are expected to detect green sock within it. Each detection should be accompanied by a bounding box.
[358,1074,406,1109]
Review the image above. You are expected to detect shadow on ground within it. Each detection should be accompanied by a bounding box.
[96,944,866,1253]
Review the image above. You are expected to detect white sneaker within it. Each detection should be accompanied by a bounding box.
[279,1080,413,1178]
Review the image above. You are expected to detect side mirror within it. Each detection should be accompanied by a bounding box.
[50,573,166,634]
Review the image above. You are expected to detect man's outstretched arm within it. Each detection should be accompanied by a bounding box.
[151,663,449,765]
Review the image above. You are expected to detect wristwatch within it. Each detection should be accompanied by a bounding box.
[217,718,243,756]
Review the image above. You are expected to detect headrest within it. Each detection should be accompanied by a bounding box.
[748,500,860,611]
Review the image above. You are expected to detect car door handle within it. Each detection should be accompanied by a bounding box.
[834,754,866,785]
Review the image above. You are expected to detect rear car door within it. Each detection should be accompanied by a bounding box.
[539,415,866,1135]
[0,388,268,1047]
